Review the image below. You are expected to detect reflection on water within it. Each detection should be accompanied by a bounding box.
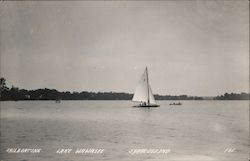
[0,100,249,161]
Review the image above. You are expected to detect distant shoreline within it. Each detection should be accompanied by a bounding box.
[0,87,249,101]
[0,99,249,102]
[0,78,249,101]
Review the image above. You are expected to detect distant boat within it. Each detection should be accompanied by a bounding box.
[55,98,61,103]
[169,102,182,106]
[132,67,159,107]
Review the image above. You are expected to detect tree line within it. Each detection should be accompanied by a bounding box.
[0,78,132,100]
[214,92,249,100]
[0,78,249,101]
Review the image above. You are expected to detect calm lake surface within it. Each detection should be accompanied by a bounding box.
[0,101,249,161]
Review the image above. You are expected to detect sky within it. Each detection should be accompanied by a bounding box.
[0,1,249,96]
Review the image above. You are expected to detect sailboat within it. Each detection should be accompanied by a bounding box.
[132,67,159,107]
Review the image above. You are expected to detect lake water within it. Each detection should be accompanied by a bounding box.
[0,101,249,161]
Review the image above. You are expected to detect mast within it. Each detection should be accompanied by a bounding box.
[146,67,150,105]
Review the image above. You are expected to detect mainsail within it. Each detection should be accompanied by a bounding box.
[132,67,157,105]
[149,86,156,105]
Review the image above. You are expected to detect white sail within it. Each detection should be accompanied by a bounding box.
[149,86,156,105]
[132,67,158,106]
[132,69,148,103]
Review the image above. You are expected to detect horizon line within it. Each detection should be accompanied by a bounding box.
[4,86,249,98]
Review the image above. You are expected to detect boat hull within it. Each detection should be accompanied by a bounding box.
[133,104,160,108]
[169,103,182,106]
